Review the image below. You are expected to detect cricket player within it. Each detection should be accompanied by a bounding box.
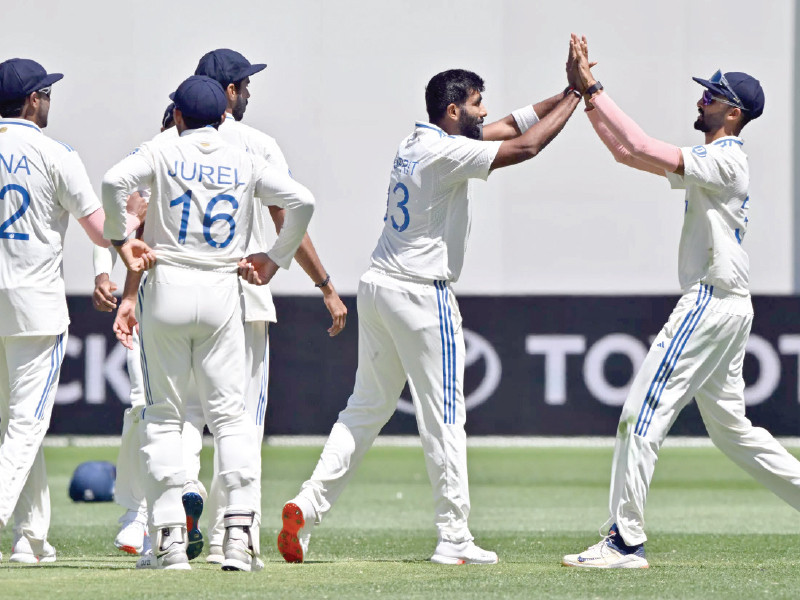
[0,57,145,564]
[109,49,348,564]
[102,75,315,571]
[92,105,177,558]
[562,34,800,569]
[279,60,583,564]
[191,48,347,564]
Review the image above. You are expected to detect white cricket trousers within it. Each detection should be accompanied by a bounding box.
[136,265,258,530]
[610,283,800,545]
[298,269,473,543]
[114,329,147,514]
[205,320,269,547]
[0,332,65,552]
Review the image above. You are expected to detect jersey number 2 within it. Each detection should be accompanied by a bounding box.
[0,184,30,241]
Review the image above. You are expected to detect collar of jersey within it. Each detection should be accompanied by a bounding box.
[179,125,220,138]
[712,135,743,146]
[0,118,42,133]
[416,121,452,138]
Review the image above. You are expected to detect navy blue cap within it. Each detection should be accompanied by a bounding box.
[169,76,227,124]
[692,70,765,120]
[162,102,175,129]
[0,58,63,102]
[194,49,266,87]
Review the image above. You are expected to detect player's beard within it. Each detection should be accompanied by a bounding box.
[693,110,710,132]
[458,111,484,140]
[232,95,247,121]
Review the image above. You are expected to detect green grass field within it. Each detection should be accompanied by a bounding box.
[1,442,800,599]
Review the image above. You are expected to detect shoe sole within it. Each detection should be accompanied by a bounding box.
[182,492,204,561]
[277,502,305,563]
[206,554,224,564]
[430,554,498,565]
[9,555,40,564]
[562,557,649,569]
[115,543,142,555]
[221,558,252,571]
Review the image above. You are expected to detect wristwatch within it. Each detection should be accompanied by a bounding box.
[585,81,603,97]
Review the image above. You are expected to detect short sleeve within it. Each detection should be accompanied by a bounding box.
[436,137,502,185]
[664,170,686,190]
[679,144,737,191]
[53,150,101,218]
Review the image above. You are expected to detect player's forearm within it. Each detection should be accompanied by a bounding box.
[93,244,116,277]
[292,234,333,287]
[590,92,682,173]
[491,93,580,170]
[121,268,143,302]
[533,91,569,119]
[79,208,111,247]
[586,109,666,176]
[265,188,315,269]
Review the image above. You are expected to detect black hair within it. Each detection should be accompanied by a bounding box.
[0,97,26,118]
[424,69,485,123]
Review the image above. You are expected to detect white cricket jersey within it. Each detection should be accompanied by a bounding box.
[147,117,289,322]
[370,122,501,282]
[219,115,290,323]
[0,118,100,336]
[665,136,750,295]
[102,126,313,273]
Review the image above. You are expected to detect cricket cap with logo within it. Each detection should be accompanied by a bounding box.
[692,69,765,120]
[169,75,227,124]
[195,49,266,87]
[0,58,63,102]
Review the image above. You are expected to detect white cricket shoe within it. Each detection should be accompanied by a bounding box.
[137,526,191,570]
[114,508,148,555]
[277,498,314,563]
[10,537,56,564]
[430,540,498,565]
[206,544,224,564]
[562,531,649,569]
[221,510,262,572]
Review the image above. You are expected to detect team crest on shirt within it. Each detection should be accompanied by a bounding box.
[0,127,6,133]
[691,145,707,157]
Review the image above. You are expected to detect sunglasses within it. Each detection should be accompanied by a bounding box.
[701,89,742,109]
[36,86,52,98]
[705,69,746,110]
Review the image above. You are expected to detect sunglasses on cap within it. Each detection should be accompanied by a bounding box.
[706,69,745,110]
[36,86,52,97]
[701,89,742,109]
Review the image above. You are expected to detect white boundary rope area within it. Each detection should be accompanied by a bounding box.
[42,435,800,449]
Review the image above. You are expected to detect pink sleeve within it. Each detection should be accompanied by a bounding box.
[78,207,142,248]
[591,93,682,173]
[586,109,668,176]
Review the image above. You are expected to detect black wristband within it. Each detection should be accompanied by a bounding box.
[585,81,604,97]
[315,274,331,288]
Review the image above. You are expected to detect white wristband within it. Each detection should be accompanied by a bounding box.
[93,245,116,277]
[511,105,540,134]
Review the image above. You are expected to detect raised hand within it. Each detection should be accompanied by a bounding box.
[570,33,596,92]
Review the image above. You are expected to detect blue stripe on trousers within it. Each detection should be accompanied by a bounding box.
[35,333,64,420]
[635,285,714,436]
[435,281,456,425]
[639,285,714,436]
